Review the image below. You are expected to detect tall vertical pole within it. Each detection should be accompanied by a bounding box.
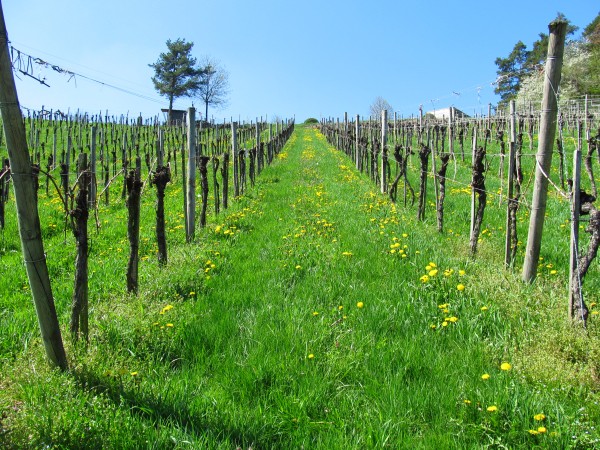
[185,107,196,242]
[568,123,582,320]
[522,21,567,282]
[505,100,517,267]
[355,114,360,170]
[0,1,67,370]
[380,109,388,194]
[89,125,97,209]
[232,121,239,197]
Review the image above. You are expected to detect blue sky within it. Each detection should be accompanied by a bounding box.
[3,1,599,123]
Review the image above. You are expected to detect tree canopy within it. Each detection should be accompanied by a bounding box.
[369,97,393,118]
[149,38,202,122]
[195,57,230,121]
[494,13,580,107]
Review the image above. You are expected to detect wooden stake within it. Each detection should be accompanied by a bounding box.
[185,107,196,242]
[522,20,567,282]
[0,2,67,369]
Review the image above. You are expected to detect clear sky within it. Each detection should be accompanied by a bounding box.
[3,0,599,123]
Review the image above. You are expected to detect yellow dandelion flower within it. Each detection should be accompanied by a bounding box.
[429,262,437,268]
[500,362,512,371]
[429,269,438,277]
[166,323,174,327]
[481,373,491,380]
[459,270,466,276]
[425,265,432,271]
[130,372,138,376]
[442,321,448,327]
[534,413,546,421]
[481,306,488,311]
[308,354,314,359]
[420,275,430,283]
[537,426,547,434]
[487,405,498,412]
[457,284,465,291]
[430,324,437,329]
[446,316,458,323]
[338,305,343,310]
[464,399,471,405]
[356,302,364,309]
[528,429,539,435]
[342,251,353,257]
[402,233,408,238]
[295,265,302,270]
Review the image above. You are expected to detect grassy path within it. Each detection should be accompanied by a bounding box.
[3,124,597,449]
[151,125,568,448]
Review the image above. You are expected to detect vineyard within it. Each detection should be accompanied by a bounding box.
[2,13,600,449]
[0,106,600,447]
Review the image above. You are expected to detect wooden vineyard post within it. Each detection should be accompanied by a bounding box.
[569,129,585,322]
[126,157,142,294]
[185,107,196,243]
[470,127,477,245]
[232,121,239,198]
[89,125,97,209]
[380,110,388,194]
[355,115,360,170]
[70,153,90,341]
[505,101,517,267]
[522,20,567,282]
[0,2,68,369]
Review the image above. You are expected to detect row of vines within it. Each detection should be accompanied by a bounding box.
[0,108,294,348]
[320,100,599,324]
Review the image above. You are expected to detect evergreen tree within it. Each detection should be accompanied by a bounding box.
[149,38,202,123]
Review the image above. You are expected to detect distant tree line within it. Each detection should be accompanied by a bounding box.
[494,12,600,108]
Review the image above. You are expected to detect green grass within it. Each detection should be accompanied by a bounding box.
[1,124,599,448]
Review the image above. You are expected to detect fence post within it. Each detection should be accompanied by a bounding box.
[380,109,388,194]
[0,2,68,370]
[185,107,196,242]
[505,101,517,267]
[522,20,567,282]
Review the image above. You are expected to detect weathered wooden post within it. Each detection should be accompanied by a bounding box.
[522,20,567,282]
[569,124,584,322]
[185,107,196,242]
[355,114,360,170]
[0,2,68,369]
[126,157,142,293]
[505,101,517,267]
[89,125,97,209]
[380,109,388,194]
[232,121,239,197]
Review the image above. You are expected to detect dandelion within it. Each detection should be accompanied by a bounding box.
[308,354,314,359]
[481,373,491,380]
[500,362,512,371]
[402,233,408,238]
[528,429,539,435]
[130,372,138,376]
[464,399,471,405]
[429,262,437,268]
[487,405,498,412]
[338,305,343,310]
[342,251,353,257]
[430,324,437,329]
[442,321,448,327]
[428,269,438,277]
[166,323,174,327]
[295,265,302,270]
[356,302,364,309]
[420,275,430,283]
[458,270,466,276]
[534,413,546,421]
[446,316,458,323]
[425,265,432,271]
[312,311,319,316]
[537,426,547,434]
[457,284,465,291]
[550,270,557,275]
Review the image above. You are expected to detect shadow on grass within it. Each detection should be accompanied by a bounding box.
[71,366,284,448]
